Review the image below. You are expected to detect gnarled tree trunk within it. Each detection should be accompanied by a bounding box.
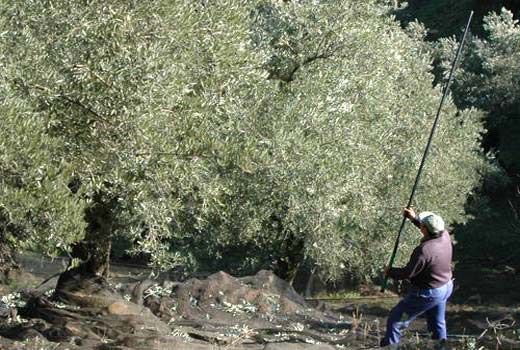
[56,191,116,293]
[273,231,305,285]
[0,235,19,283]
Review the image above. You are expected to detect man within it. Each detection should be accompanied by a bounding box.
[381,208,453,348]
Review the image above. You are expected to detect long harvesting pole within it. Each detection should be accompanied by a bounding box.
[381,11,474,293]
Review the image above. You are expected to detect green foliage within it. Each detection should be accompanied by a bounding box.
[0,0,198,263]
[0,79,86,255]
[435,8,520,193]
[0,0,486,282]
[436,9,520,171]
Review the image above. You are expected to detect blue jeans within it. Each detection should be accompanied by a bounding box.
[381,280,453,347]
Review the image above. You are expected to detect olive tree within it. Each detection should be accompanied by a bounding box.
[436,8,520,174]
[0,0,280,278]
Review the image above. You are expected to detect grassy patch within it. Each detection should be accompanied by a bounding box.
[312,290,365,300]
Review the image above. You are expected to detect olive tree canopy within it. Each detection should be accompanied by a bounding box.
[0,0,486,282]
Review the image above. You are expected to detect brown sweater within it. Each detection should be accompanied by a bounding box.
[388,222,453,289]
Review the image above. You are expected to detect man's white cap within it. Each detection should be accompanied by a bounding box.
[417,211,445,234]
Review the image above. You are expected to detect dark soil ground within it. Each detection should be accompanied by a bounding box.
[0,253,519,350]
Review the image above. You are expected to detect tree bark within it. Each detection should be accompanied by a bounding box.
[0,236,19,283]
[273,231,305,285]
[57,191,116,292]
[55,202,114,297]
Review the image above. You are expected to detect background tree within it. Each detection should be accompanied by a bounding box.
[0,0,487,285]
[395,0,520,39]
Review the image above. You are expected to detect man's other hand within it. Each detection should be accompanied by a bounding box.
[403,207,416,220]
